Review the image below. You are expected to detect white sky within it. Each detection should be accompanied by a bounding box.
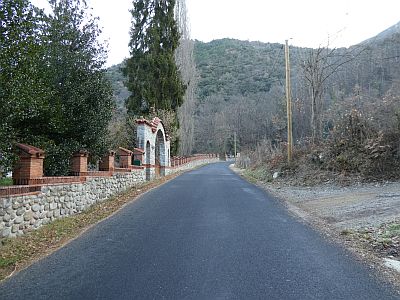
[31,0,400,67]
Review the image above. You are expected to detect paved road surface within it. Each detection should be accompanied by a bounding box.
[0,163,398,299]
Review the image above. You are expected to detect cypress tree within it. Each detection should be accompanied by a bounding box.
[123,0,185,116]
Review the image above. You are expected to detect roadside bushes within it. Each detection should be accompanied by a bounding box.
[236,79,400,183]
[325,109,400,179]
[238,108,400,182]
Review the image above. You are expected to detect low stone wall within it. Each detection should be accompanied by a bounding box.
[0,158,219,238]
[166,158,219,175]
[0,169,145,238]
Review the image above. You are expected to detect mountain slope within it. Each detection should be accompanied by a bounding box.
[362,21,400,44]
[194,39,286,100]
[107,21,400,153]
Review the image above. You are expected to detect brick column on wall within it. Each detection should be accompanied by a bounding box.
[117,147,133,169]
[12,143,45,185]
[71,150,88,175]
[133,148,145,166]
[99,151,115,171]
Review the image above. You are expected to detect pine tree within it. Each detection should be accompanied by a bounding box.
[123,0,185,115]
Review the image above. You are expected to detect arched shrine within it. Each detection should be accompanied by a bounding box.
[136,117,170,180]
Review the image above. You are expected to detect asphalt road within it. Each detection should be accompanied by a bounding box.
[0,162,399,299]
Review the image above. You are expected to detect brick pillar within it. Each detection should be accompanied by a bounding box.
[99,151,115,171]
[133,148,145,166]
[117,147,133,168]
[12,143,45,185]
[71,151,88,175]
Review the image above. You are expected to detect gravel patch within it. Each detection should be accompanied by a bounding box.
[264,181,400,230]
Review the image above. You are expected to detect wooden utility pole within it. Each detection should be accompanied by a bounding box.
[285,40,293,163]
[234,132,237,162]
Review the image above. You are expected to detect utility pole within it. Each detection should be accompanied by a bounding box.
[234,132,237,162]
[285,40,293,163]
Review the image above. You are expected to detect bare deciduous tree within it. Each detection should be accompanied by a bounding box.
[302,44,363,143]
[175,0,197,155]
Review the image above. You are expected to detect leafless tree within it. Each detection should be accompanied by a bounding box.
[302,44,363,143]
[175,0,197,155]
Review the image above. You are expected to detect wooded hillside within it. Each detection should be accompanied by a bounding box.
[107,22,400,180]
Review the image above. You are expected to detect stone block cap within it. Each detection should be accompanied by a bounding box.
[118,147,133,156]
[15,143,45,158]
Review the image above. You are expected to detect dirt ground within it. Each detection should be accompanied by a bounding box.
[231,164,400,230]
[230,164,400,289]
[265,181,400,230]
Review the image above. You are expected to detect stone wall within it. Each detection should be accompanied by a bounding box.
[0,158,219,238]
[0,169,145,238]
[166,158,219,175]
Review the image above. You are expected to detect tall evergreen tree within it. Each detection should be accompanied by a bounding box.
[123,0,185,116]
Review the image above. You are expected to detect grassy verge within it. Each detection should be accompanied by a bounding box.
[0,172,181,282]
[342,222,400,259]
[242,167,272,184]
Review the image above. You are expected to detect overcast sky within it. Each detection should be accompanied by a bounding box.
[31,0,400,67]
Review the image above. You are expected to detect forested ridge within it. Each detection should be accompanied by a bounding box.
[107,39,288,110]
[194,39,285,99]
[107,20,400,180]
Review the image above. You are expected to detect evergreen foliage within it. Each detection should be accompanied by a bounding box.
[123,0,185,115]
[108,30,400,157]
[0,0,46,175]
[106,63,130,116]
[0,0,113,176]
[194,39,287,100]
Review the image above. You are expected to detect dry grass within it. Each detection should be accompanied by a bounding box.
[347,222,400,259]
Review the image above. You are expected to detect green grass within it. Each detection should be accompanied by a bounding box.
[340,229,353,236]
[0,178,12,186]
[243,167,272,183]
[382,223,400,238]
[0,257,18,268]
